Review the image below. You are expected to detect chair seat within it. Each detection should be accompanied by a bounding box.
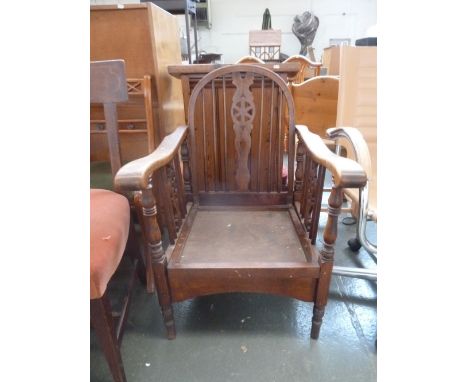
[167,206,320,302]
[90,189,130,299]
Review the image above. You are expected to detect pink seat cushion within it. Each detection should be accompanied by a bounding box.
[90,189,130,299]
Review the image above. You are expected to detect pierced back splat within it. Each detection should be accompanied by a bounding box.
[231,72,256,190]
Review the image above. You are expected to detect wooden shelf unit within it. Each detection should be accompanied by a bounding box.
[91,3,185,162]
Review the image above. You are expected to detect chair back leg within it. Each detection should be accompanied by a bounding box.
[91,295,127,382]
[126,219,147,286]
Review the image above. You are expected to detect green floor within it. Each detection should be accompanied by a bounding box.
[91,162,113,190]
[90,202,377,382]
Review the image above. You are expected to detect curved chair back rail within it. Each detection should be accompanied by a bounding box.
[235,56,266,64]
[284,55,322,83]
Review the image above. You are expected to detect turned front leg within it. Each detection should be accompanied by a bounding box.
[141,186,176,340]
[312,186,343,339]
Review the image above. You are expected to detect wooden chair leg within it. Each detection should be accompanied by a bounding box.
[140,187,176,339]
[153,261,176,340]
[311,187,343,340]
[161,303,176,340]
[126,222,147,287]
[311,305,325,339]
[91,295,127,382]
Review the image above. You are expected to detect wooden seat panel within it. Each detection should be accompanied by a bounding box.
[167,206,320,302]
[179,209,305,263]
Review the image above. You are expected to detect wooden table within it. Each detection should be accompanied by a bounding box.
[168,63,301,122]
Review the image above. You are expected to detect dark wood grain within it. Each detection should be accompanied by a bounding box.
[112,65,367,341]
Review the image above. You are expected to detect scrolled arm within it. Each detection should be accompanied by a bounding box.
[295,125,367,188]
[326,127,372,181]
[114,125,188,191]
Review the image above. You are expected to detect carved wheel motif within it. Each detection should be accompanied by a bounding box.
[232,98,255,125]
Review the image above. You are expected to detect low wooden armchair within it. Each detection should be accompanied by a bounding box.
[114,66,366,340]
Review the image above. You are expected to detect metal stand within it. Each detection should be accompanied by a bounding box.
[332,266,376,281]
[184,0,199,63]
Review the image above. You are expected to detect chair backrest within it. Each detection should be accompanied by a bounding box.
[90,60,128,177]
[187,65,295,205]
[235,56,266,64]
[284,55,322,84]
[291,76,339,138]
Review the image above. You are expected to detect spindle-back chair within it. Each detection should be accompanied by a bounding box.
[114,65,366,340]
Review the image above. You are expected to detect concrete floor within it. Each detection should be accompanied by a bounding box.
[91,205,377,382]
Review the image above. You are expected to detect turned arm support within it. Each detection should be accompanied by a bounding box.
[114,126,188,192]
[326,127,372,181]
[295,125,367,189]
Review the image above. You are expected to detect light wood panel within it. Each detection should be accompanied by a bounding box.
[335,46,377,218]
[291,76,339,139]
[322,46,341,75]
[148,4,185,136]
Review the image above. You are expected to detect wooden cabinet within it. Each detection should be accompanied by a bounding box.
[167,63,300,123]
[322,46,341,75]
[91,3,185,162]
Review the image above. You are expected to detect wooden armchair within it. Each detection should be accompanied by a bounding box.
[114,66,367,340]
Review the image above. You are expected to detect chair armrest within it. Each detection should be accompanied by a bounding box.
[295,125,367,188]
[114,126,188,191]
[326,127,372,180]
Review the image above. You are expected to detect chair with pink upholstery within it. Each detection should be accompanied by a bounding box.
[90,189,133,382]
[90,60,146,382]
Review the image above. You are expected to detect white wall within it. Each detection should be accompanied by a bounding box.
[180,0,376,63]
[90,0,376,63]
[90,0,140,4]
